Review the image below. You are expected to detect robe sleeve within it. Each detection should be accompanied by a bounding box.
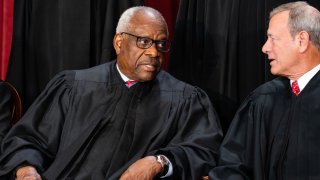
[155,86,223,179]
[0,82,12,144]
[207,91,268,180]
[0,71,74,178]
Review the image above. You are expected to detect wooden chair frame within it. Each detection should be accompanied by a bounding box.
[3,81,23,125]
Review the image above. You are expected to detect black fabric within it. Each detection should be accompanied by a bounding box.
[0,61,222,180]
[168,0,320,132]
[169,0,320,101]
[169,0,267,104]
[6,0,320,134]
[6,0,143,110]
[208,71,320,179]
[206,91,238,135]
[0,81,12,145]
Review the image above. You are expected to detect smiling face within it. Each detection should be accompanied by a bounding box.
[114,10,168,82]
[262,11,301,77]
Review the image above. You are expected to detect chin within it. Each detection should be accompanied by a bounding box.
[270,66,279,75]
[140,72,158,81]
[140,76,156,82]
[143,77,155,82]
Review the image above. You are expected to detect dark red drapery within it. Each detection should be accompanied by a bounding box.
[145,0,180,70]
[0,0,14,80]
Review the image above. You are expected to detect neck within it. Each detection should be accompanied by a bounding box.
[287,48,320,80]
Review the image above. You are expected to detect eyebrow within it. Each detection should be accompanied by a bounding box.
[267,33,278,39]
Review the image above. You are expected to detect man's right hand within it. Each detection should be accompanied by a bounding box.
[16,166,42,180]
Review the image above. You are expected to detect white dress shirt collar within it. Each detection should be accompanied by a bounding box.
[116,64,130,82]
[290,64,320,92]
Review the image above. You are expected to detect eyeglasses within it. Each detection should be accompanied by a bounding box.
[121,32,170,52]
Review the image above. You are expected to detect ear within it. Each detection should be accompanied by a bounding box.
[113,33,122,55]
[297,31,310,53]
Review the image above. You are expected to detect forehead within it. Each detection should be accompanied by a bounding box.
[268,11,289,34]
[129,11,168,37]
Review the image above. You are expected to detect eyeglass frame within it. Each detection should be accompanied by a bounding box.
[120,32,171,52]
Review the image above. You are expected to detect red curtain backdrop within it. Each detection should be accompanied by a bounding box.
[144,0,180,70]
[0,0,14,80]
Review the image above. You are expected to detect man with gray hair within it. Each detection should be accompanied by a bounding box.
[206,1,320,179]
[0,6,222,180]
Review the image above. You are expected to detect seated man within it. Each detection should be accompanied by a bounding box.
[0,80,12,144]
[208,2,320,179]
[0,6,222,180]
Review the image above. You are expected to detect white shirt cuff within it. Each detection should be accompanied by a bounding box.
[159,155,173,178]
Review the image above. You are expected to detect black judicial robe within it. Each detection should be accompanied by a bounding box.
[209,71,320,180]
[0,61,222,180]
[0,81,12,144]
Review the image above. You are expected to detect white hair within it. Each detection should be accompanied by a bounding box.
[116,6,168,35]
[270,1,320,49]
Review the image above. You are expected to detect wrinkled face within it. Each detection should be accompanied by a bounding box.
[262,11,300,77]
[114,12,168,82]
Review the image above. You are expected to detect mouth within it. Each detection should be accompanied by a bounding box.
[269,58,275,65]
[140,64,159,71]
[138,59,160,71]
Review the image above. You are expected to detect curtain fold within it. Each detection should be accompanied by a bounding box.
[0,0,14,80]
[6,0,143,109]
[168,0,239,132]
[169,0,320,105]
[4,0,320,131]
[168,0,319,132]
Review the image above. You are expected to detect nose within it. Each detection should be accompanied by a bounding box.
[262,39,270,54]
[145,43,160,57]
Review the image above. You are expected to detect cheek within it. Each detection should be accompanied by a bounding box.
[130,53,143,67]
[279,43,295,58]
[273,42,288,57]
[122,48,141,65]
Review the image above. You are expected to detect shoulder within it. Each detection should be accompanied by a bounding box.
[250,77,288,98]
[155,71,207,99]
[44,61,116,92]
[241,77,289,108]
[52,61,116,83]
[73,61,116,82]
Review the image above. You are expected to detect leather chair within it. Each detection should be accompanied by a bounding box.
[3,81,23,125]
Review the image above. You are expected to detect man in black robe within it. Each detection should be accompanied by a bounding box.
[207,2,320,179]
[0,80,12,144]
[0,6,222,180]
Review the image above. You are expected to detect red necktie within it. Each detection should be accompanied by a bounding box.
[126,80,137,87]
[291,80,300,96]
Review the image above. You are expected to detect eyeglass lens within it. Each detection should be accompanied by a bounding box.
[136,37,170,52]
[122,32,170,52]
